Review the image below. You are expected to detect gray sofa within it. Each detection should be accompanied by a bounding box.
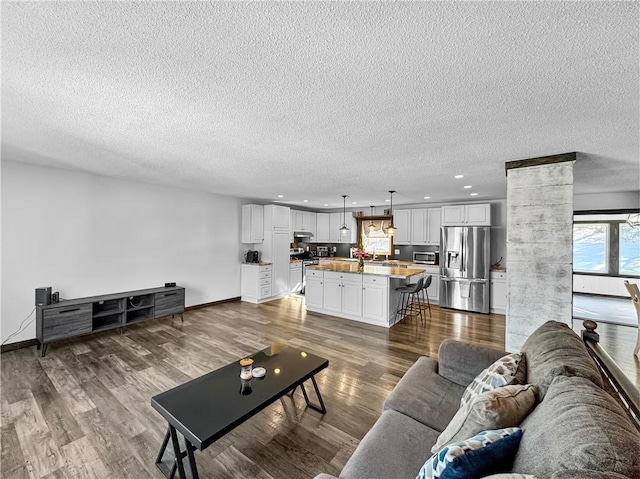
[315,321,640,479]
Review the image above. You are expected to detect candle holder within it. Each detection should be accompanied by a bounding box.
[239,358,254,380]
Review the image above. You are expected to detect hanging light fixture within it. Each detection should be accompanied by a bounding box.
[627,213,640,228]
[368,206,376,232]
[386,190,396,236]
[339,195,350,236]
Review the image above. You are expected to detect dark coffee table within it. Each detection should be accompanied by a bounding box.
[151,344,329,479]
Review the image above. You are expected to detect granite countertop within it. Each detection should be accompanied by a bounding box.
[290,259,303,263]
[243,261,272,266]
[324,257,439,268]
[307,262,426,279]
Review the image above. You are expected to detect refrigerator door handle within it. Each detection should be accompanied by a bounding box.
[468,278,488,284]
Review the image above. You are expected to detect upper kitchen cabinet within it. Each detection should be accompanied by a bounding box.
[329,213,342,243]
[393,208,441,245]
[393,209,411,245]
[264,205,290,230]
[303,211,316,238]
[241,204,264,243]
[442,204,491,226]
[316,213,330,242]
[426,208,441,245]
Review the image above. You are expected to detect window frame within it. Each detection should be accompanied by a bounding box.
[573,209,640,279]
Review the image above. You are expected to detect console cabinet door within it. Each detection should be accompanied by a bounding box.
[41,304,92,342]
[155,289,185,317]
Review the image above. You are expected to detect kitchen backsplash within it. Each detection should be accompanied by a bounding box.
[294,241,439,261]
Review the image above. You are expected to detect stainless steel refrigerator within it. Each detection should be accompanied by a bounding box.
[439,226,491,314]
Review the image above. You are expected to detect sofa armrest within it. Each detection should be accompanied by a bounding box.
[313,474,340,479]
[437,339,507,387]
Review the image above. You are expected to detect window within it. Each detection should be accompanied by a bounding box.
[619,223,640,276]
[573,224,608,273]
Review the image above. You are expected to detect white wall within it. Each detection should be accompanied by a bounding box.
[1,160,244,345]
[574,191,640,211]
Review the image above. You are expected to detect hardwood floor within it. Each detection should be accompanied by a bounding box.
[1,297,637,479]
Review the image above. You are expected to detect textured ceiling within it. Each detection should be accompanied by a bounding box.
[2,1,638,209]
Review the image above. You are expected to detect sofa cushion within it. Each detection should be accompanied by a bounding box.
[512,375,640,477]
[432,385,537,453]
[384,357,465,432]
[460,353,525,407]
[418,428,523,479]
[438,340,508,387]
[340,409,439,479]
[520,320,602,400]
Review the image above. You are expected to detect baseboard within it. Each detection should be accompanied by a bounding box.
[1,338,39,354]
[1,297,241,354]
[185,297,240,311]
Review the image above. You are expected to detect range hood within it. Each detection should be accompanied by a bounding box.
[293,231,314,238]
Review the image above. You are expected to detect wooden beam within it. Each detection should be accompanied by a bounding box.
[505,152,577,175]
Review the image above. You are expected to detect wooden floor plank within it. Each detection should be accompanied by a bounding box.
[1,298,637,479]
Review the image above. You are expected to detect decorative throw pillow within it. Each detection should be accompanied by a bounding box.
[417,428,524,479]
[461,353,524,407]
[432,384,536,453]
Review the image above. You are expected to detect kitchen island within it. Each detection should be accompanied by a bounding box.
[304,263,427,327]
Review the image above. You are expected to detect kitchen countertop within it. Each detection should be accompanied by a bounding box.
[323,257,439,268]
[307,263,426,279]
[243,262,272,266]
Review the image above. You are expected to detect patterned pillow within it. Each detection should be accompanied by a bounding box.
[461,353,523,407]
[417,428,524,479]
[432,385,536,453]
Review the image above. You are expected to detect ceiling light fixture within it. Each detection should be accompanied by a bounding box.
[464,185,472,189]
[339,195,350,236]
[368,206,376,232]
[324,203,329,207]
[277,195,284,198]
[424,196,431,200]
[454,175,464,179]
[303,199,309,203]
[470,193,478,196]
[386,190,396,236]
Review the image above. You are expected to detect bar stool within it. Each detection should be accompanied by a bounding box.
[396,277,424,323]
[419,275,433,321]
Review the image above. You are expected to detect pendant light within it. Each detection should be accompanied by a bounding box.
[386,190,396,236]
[339,195,350,236]
[368,206,376,232]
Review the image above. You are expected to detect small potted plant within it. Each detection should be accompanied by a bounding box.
[354,248,367,271]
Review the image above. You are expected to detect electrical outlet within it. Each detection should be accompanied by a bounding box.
[395,249,400,255]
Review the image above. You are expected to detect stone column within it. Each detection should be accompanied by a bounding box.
[505,153,575,352]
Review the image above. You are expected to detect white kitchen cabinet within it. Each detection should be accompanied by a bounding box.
[411,209,427,244]
[323,271,363,316]
[316,213,330,243]
[329,212,343,243]
[322,276,342,313]
[442,204,491,226]
[362,275,389,322]
[302,212,315,234]
[264,205,290,230]
[305,276,324,309]
[258,230,289,299]
[241,204,264,243]
[293,210,304,230]
[426,274,439,302]
[427,208,441,245]
[241,264,272,303]
[289,262,302,294]
[393,209,411,245]
[490,271,507,314]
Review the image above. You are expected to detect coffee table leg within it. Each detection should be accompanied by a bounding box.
[300,376,327,414]
[186,441,200,479]
[170,426,187,479]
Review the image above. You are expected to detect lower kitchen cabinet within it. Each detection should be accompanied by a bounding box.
[289,262,302,294]
[490,271,507,314]
[322,271,363,316]
[362,275,388,322]
[305,276,324,309]
[241,264,273,303]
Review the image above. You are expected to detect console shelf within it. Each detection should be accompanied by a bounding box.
[36,286,185,356]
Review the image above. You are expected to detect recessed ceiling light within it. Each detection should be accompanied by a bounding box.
[324,203,329,206]
[454,175,464,179]
[470,193,478,196]
[352,201,357,205]
[385,199,391,202]
[464,185,472,189]
[277,195,284,198]
[303,199,309,203]
[424,196,431,200]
